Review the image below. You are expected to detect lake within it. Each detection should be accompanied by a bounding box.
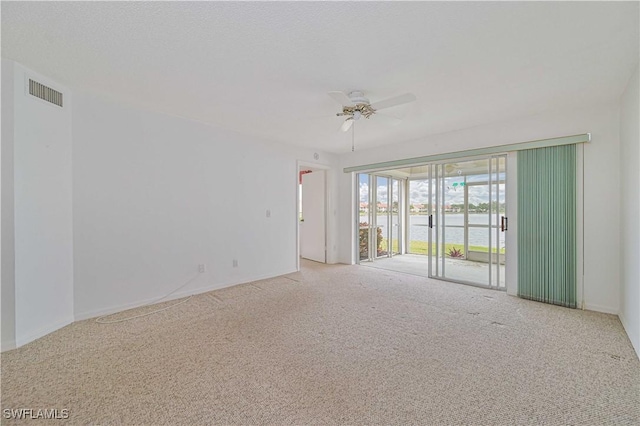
[360,213,506,248]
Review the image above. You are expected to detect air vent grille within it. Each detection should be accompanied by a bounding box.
[28,79,63,107]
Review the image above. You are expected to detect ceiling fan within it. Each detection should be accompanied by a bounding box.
[328,90,417,132]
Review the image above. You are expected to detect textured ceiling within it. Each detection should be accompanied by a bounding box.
[2,2,638,153]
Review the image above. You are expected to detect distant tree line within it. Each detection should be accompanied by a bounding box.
[408,202,506,213]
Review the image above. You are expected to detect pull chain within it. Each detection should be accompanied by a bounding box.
[351,120,355,152]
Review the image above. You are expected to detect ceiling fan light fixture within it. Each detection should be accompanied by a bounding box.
[327,89,417,150]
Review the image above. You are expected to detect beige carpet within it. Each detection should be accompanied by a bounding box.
[2,260,639,425]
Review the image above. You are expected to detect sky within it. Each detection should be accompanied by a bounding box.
[359,174,506,206]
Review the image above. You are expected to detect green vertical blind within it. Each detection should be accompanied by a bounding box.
[518,145,577,308]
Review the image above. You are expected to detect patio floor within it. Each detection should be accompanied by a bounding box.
[361,253,506,288]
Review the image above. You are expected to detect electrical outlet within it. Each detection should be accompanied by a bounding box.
[232,259,238,268]
[198,264,206,273]
[266,209,271,218]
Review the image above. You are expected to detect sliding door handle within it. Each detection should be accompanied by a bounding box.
[501,216,508,232]
[428,214,433,229]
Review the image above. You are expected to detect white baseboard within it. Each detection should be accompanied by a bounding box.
[1,339,16,353]
[74,293,183,322]
[583,303,618,315]
[618,311,640,360]
[74,270,298,322]
[14,316,74,348]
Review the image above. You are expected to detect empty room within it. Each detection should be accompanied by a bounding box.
[1,2,639,425]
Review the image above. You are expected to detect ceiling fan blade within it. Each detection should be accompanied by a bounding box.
[341,118,354,132]
[373,112,402,126]
[328,91,354,107]
[370,93,416,111]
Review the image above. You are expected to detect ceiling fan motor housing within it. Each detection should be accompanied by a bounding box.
[338,91,375,120]
[348,91,370,105]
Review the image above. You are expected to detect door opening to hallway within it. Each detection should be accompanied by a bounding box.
[299,167,326,264]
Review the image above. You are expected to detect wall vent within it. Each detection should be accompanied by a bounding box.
[28,79,63,107]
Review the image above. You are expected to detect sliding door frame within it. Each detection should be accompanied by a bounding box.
[355,173,405,264]
[426,154,508,290]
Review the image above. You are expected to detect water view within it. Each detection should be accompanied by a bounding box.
[360,213,506,249]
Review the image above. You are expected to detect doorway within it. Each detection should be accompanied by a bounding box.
[356,155,507,290]
[299,168,326,263]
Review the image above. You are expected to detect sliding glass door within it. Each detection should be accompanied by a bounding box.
[391,179,401,255]
[376,176,390,258]
[358,173,372,262]
[357,173,403,263]
[428,156,507,288]
[357,157,505,290]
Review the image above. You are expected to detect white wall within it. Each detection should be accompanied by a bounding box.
[619,65,639,358]
[338,102,622,315]
[2,58,339,346]
[1,59,17,351]
[72,91,338,320]
[4,60,75,347]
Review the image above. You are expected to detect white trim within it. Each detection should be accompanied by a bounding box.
[296,161,331,271]
[583,303,618,315]
[344,133,590,173]
[1,339,17,353]
[618,312,640,360]
[576,144,585,309]
[350,172,358,265]
[74,270,297,321]
[15,316,74,348]
[505,152,518,296]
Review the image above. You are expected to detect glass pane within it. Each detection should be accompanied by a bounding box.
[391,179,400,255]
[440,159,491,286]
[358,174,370,261]
[429,171,438,275]
[376,176,389,257]
[490,157,506,288]
[428,166,441,277]
[408,179,430,255]
[468,185,490,225]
